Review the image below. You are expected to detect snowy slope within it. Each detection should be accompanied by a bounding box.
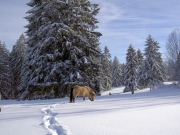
[0,83,180,135]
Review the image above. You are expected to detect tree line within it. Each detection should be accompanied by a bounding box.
[0,0,178,100]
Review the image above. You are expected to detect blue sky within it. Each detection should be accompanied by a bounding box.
[0,0,180,63]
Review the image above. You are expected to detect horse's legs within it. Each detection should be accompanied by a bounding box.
[72,96,75,102]
[83,97,85,101]
[88,96,92,101]
[70,88,73,103]
[73,94,78,102]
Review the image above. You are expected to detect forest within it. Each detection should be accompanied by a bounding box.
[0,0,179,100]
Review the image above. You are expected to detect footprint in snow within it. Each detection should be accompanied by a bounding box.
[41,104,70,135]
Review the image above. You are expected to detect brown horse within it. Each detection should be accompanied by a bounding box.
[70,85,96,103]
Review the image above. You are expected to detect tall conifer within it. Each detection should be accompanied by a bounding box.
[112,56,122,87]
[124,45,137,94]
[138,35,166,90]
[21,0,102,99]
[9,34,26,99]
[0,41,10,99]
[100,46,112,90]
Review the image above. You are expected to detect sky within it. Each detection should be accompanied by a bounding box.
[0,0,180,63]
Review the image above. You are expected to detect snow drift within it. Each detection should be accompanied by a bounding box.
[0,83,180,135]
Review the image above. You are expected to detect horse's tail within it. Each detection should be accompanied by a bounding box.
[70,87,73,103]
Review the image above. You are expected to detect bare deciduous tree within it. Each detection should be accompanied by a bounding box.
[166,28,180,63]
[165,28,180,80]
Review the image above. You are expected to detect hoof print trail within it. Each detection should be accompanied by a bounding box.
[41,104,70,135]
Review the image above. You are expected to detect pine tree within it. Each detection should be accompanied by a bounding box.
[136,49,144,89]
[124,45,138,94]
[121,63,126,86]
[9,34,26,99]
[136,49,144,70]
[20,0,102,99]
[138,35,166,90]
[0,41,10,99]
[100,46,112,90]
[112,56,122,87]
[19,0,48,99]
[19,46,32,99]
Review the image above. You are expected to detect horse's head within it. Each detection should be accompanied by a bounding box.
[90,91,96,101]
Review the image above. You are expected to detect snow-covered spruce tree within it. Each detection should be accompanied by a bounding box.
[124,45,138,94]
[112,56,122,87]
[20,0,102,99]
[9,34,26,99]
[121,63,126,86]
[136,49,144,89]
[136,49,144,70]
[19,0,49,99]
[100,46,112,90]
[138,35,166,90]
[0,41,10,99]
[91,45,103,93]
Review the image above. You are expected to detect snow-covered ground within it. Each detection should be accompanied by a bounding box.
[1,82,180,135]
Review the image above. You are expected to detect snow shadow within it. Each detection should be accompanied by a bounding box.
[41,104,70,135]
[56,88,180,117]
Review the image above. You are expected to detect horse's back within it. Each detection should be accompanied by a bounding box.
[73,85,89,96]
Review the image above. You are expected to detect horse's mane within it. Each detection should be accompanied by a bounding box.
[84,86,92,91]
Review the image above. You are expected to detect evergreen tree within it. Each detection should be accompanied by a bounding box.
[19,0,48,99]
[138,35,166,90]
[9,34,26,99]
[100,46,112,90]
[19,46,32,99]
[124,45,137,94]
[136,49,144,89]
[121,63,126,86]
[20,0,102,99]
[112,56,122,87]
[136,49,144,69]
[92,46,102,93]
[0,41,10,99]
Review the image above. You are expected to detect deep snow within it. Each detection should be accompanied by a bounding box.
[0,82,180,135]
